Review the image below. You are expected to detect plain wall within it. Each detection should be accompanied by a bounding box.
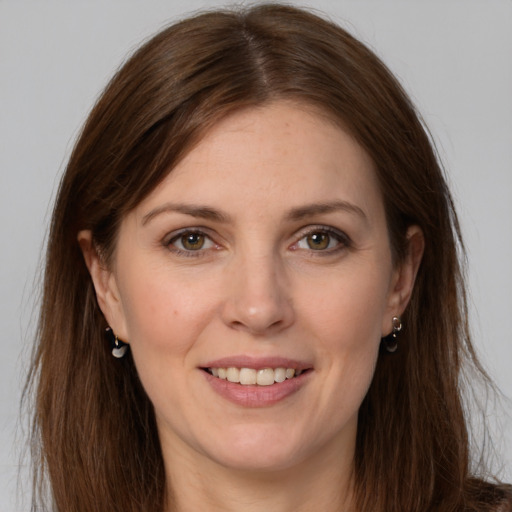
[1,1,511,509]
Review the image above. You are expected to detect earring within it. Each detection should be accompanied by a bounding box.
[381,316,402,353]
[105,327,129,358]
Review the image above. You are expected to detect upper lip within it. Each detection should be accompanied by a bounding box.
[201,355,313,371]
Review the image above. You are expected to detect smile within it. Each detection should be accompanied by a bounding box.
[205,367,304,386]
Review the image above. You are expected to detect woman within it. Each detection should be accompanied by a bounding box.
[27,4,511,511]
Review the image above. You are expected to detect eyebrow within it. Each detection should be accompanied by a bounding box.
[141,200,367,226]
[286,200,368,223]
[141,203,232,225]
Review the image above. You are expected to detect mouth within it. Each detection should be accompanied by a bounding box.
[201,359,313,407]
[202,367,309,386]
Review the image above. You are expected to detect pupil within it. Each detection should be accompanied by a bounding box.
[183,233,204,250]
[308,233,329,250]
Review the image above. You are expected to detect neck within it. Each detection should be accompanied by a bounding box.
[162,437,356,512]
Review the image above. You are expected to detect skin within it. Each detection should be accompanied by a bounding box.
[80,101,423,512]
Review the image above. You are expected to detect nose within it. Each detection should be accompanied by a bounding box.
[220,251,295,336]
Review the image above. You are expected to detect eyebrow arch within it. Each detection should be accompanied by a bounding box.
[286,200,368,223]
[142,200,367,226]
[141,203,232,225]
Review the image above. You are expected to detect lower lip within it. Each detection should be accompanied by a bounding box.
[202,370,310,407]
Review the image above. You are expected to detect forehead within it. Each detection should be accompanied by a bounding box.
[133,101,383,222]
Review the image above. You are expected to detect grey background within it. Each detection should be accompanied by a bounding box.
[1,1,511,509]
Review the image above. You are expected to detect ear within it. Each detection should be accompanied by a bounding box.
[77,230,129,341]
[382,225,424,335]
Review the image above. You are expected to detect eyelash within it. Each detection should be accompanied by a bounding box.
[165,228,217,258]
[164,226,351,258]
[292,226,351,255]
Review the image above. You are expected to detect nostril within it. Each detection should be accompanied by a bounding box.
[221,281,295,334]
[228,317,287,335]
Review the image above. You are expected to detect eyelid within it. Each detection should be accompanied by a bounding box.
[291,225,352,251]
[164,227,219,256]
[162,224,351,257]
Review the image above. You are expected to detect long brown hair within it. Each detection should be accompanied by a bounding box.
[26,4,510,511]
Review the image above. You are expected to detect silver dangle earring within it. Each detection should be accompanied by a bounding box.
[105,327,129,358]
[382,316,402,353]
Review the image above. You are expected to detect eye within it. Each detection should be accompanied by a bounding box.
[167,230,215,253]
[294,227,349,252]
[301,232,332,250]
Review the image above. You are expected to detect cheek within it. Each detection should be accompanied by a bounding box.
[300,262,392,343]
[312,285,382,385]
[115,270,219,418]
[117,265,219,358]
[298,263,390,406]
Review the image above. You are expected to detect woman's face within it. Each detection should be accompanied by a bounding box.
[87,101,418,475]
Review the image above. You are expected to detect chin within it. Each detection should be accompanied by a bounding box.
[200,425,311,473]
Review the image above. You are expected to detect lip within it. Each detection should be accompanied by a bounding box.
[202,355,312,371]
[200,355,313,408]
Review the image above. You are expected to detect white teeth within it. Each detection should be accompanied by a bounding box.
[208,366,303,385]
[239,368,257,385]
[226,367,240,383]
[257,368,274,386]
[274,367,286,382]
